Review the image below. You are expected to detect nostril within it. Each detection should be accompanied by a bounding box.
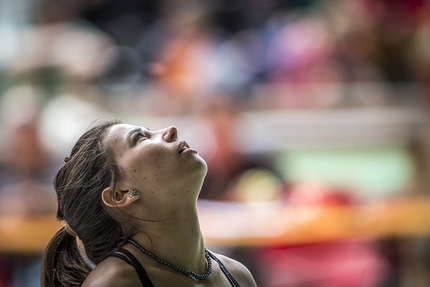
[165,126,178,141]
[171,129,178,140]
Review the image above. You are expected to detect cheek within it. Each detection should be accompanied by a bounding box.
[129,147,175,178]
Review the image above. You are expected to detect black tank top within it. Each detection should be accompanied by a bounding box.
[108,248,241,287]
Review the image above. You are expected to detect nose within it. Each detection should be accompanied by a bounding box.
[162,126,178,142]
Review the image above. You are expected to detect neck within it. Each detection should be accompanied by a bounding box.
[130,203,206,273]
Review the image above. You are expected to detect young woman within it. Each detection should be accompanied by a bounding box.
[41,120,257,287]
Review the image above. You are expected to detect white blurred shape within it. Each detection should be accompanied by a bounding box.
[38,94,108,158]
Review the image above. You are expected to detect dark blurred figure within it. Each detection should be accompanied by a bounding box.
[82,0,158,48]
[0,89,57,287]
[194,97,285,286]
[196,97,283,201]
[135,0,225,114]
[0,123,54,190]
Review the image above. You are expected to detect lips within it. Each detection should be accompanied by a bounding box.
[178,140,190,154]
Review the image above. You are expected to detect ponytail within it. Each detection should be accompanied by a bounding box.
[41,227,92,287]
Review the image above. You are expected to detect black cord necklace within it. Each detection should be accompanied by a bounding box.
[128,239,212,280]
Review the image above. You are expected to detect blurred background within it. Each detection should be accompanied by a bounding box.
[1,0,430,286]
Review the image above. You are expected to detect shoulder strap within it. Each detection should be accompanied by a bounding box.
[108,248,155,287]
[207,250,241,287]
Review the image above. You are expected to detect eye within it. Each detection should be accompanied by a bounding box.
[135,131,147,142]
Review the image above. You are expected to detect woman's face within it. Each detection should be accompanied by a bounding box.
[104,124,207,209]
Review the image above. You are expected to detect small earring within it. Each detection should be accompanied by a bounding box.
[129,190,139,198]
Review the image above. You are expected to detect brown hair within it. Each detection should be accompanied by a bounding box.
[41,120,130,287]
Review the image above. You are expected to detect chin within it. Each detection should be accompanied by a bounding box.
[197,162,208,181]
[195,160,208,186]
[195,154,208,174]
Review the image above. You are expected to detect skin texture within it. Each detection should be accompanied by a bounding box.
[82,124,258,287]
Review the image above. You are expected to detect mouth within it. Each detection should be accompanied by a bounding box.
[178,140,190,154]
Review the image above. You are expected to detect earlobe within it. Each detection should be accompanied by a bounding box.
[101,187,140,208]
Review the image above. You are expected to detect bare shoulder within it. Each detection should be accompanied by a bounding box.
[81,256,143,287]
[211,251,258,287]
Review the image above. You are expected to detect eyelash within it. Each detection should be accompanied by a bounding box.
[136,132,147,141]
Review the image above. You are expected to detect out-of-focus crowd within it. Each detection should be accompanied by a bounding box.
[1,0,430,286]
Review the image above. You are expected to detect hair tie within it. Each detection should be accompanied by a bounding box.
[64,156,70,163]
[64,223,78,237]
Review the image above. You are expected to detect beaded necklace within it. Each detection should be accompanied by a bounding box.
[128,239,212,280]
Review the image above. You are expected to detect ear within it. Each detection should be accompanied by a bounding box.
[101,187,140,208]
